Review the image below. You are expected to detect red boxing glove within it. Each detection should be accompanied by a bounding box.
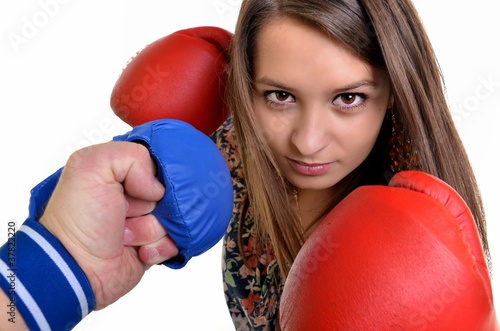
[280,171,499,331]
[110,26,232,135]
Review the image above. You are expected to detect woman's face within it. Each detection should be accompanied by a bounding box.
[252,17,392,193]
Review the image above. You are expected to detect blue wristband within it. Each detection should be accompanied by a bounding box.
[0,218,95,330]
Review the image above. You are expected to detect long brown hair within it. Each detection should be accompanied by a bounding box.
[227,0,490,277]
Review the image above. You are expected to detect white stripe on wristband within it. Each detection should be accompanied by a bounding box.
[19,225,91,317]
[0,259,50,329]
[0,218,95,331]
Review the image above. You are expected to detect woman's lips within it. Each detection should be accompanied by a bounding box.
[289,159,334,176]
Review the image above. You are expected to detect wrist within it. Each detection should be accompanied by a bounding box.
[39,214,104,309]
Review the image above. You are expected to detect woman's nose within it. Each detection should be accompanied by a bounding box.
[291,106,330,157]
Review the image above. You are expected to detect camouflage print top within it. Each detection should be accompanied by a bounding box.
[211,116,284,331]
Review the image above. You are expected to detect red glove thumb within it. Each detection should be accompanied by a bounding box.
[110,26,233,135]
[280,171,499,331]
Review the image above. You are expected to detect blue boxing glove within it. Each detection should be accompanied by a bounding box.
[26,119,234,269]
[113,119,233,268]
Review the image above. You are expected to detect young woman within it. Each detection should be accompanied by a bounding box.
[212,0,490,329]
[0,1,493,330]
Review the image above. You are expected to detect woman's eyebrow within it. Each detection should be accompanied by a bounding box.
[255,77,296,93]
[255,77,379,94]
[333,80,379,93]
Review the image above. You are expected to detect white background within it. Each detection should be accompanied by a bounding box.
[0,1,498,330]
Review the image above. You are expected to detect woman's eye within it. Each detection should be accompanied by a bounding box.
[265,91,295,104]
[333,93,366,109]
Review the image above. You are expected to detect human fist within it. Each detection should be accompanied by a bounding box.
[39,141,178,310]
[113,119,233,269]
